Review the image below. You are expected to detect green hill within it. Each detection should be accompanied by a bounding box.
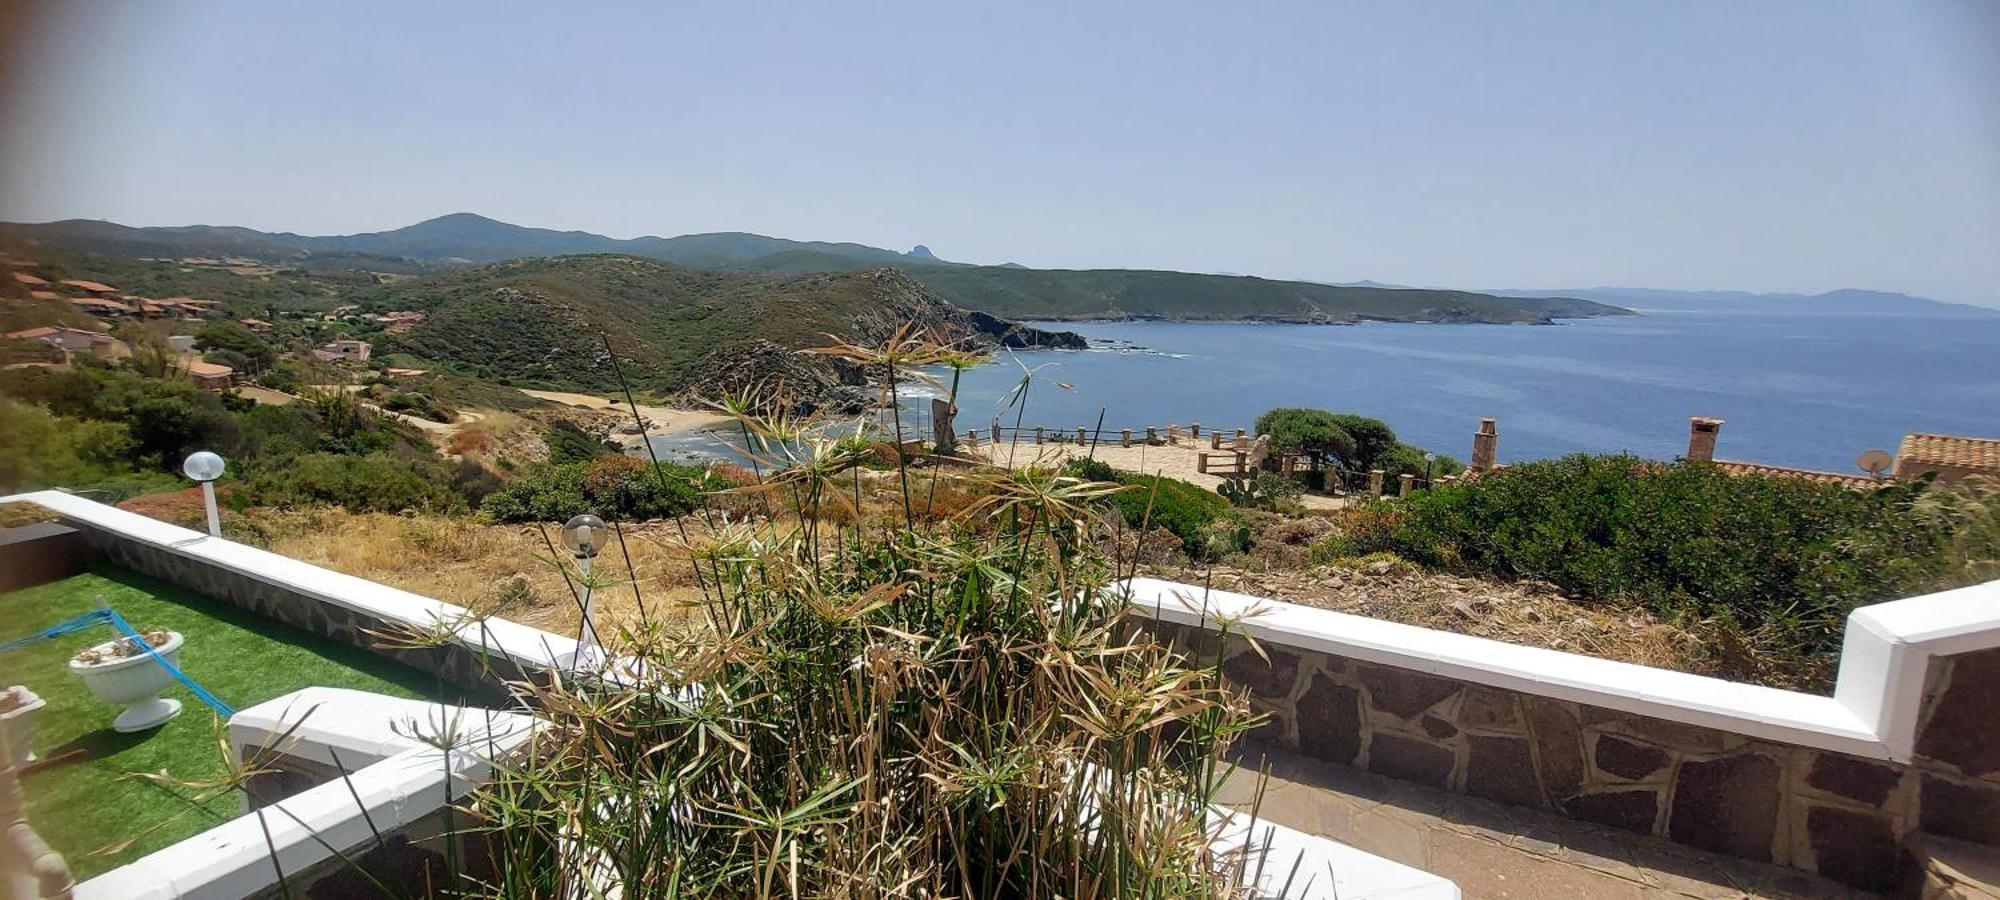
[374,255,1079,406]
[2,214,1629,323]
[899,266,1624,323]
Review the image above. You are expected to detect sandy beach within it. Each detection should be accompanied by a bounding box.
[518,389,731,440]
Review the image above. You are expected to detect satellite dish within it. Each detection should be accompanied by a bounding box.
[1857,449,1893,479]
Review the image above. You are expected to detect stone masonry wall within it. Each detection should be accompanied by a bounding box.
[69,523,529,703]
[1154,622,2000,893]
[248,801,496,900]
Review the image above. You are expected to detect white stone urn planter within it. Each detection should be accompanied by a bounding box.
[1,685,45,766]
[68,631,185,732]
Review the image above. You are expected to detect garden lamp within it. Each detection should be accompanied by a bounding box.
[561,514,608,665]
[1423,452,1436,488]
[182,451,226,538]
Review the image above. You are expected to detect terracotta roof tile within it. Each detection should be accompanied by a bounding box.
[186,361,234,377]
[1897,433,2000,473]
[58,279,118,292]
[11,272,49,286]
[1712,459,1882,489]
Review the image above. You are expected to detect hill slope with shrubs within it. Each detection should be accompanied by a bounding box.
[376,255,1081,404]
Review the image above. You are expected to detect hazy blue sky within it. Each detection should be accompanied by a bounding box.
[3,1,1997,304]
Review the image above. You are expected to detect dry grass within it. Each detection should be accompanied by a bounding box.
[255,508,704,637]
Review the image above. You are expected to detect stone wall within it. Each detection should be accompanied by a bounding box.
[1157,623,2000,892]
[248,801,496,900]
[69,523,531,703]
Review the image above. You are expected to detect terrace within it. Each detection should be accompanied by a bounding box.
[0,487,1996,898]
[0,566,462,879]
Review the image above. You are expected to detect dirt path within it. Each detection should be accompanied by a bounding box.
[237,384,474,434]
[518,389,730,439]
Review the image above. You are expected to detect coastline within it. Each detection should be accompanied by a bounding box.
[516,389,731,444]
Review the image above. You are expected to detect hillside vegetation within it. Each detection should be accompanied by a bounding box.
[4,213,1630,324]
[375,255,1079,400]
[905,265,1625,323]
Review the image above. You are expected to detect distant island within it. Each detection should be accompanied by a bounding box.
[0,213,1630,326]
[1484,286,1998,318]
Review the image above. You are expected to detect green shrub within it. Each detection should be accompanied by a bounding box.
[194,320,276,372]
[482,454,715,523]
[241,452,462,513]
[1253,407,1354,467]
[381,390,452,423]
[1377,442,1464,490]
[1342,454,1945,655]
[544,419,616,464]
[1217,471,1301,512]
[0,397,145,492]
[1065,459,1239,558]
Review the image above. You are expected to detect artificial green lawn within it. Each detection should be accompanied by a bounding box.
[0,565,457,879]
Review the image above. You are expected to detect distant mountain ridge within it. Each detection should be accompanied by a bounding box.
[0,212,1628,324]
[1486,286,1996,317]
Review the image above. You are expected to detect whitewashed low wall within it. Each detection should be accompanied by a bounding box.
[1122,576,2000,762]
[3,490,584,696]
[78,689,536,900]
[1123,576,2000,891]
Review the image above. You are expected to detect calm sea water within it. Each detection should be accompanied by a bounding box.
[655,309,2000,475]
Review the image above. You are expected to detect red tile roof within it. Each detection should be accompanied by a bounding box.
[186,360,234,377]
[11,272,49,286]
[1713,459,1881,489]
[58,279,118,293]
[1897,433,2000,474]
[5,327,57,339]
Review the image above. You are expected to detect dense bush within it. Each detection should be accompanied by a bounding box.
[1377,442,1465,489]
[193,320,276,372]
[543,419,617,464]
[0,397,177,498]
[1253,407,1354,467]
[381,390,453,423]
[240,452,463,513]
[482,454,717,523]
[1066,458,1243,558]
[1332,454,1945,655]
[0,365,471,513]
[1253,406,1454,491]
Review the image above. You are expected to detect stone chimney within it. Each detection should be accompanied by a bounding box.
[1470,418,1499,471]
[1687,417,1724,462]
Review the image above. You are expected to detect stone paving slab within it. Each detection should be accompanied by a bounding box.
[1219,747,1879,899]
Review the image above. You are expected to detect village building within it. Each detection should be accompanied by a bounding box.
[383,367,428,379]
[311,338,372,362]
[1684,417,1883,488]
[66,296,134,318]
[185,359,235,391]
[161,296,220,317]
[4,325,131,361]
[1895,433,2000,483]
[27,290,63,302]
[238,318,274,333]
[57,279,119,297]
[375,310,426,333]
[10,271,50,288]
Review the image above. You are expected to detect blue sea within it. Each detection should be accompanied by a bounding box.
[655,308,2000,475]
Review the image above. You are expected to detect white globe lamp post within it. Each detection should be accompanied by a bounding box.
[560,514,608,668]
[182,451,226,538]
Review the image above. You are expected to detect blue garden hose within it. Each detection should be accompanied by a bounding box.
[0,607,236,718]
